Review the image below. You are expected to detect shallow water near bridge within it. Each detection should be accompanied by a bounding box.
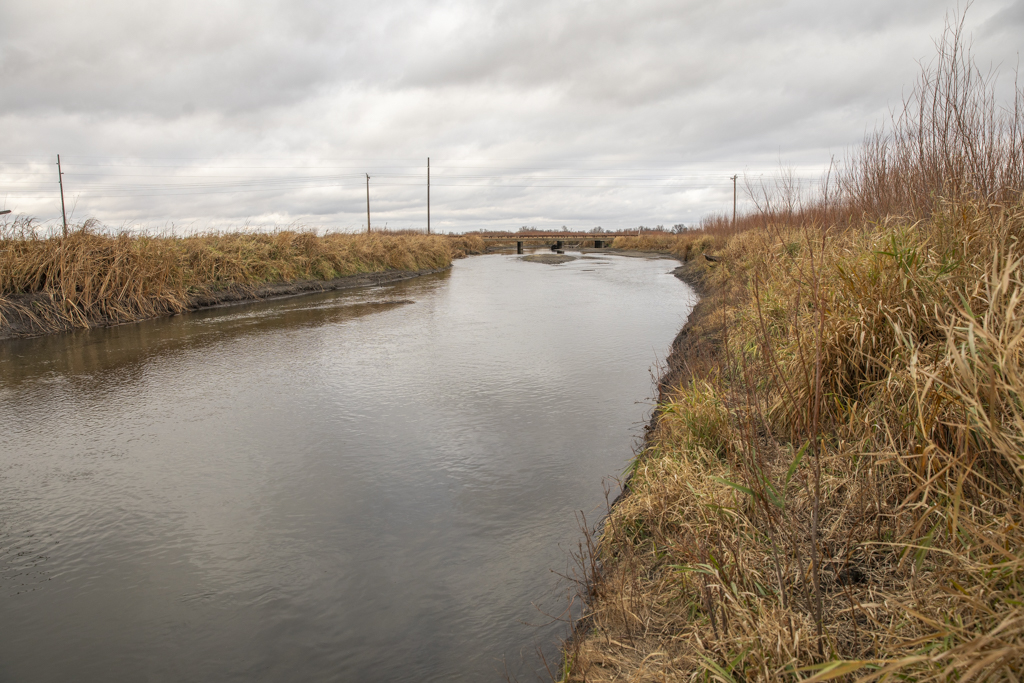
[0,253,695,682]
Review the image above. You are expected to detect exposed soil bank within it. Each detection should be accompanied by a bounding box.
[0,266,448,341]
[653,259,716,406]
[187,266,448,309]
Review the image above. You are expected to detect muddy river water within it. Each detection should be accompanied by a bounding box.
[0,253,695,682]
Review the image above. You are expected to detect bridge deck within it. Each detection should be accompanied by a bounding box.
[479,233,635,241]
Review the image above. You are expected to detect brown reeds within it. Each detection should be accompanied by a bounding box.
[844,15,1024,220]
[0,220,483,337]
[563,14,1024,682]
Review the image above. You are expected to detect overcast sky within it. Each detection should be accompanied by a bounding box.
[1,0,1022,233]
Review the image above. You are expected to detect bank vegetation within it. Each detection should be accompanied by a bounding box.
[0,227,484,338]
[564,19,1024,682]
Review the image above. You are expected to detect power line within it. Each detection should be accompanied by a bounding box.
[0,183,747,199]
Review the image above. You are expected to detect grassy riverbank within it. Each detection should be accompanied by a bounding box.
[0,224,484,337]
[563,25,1024,682]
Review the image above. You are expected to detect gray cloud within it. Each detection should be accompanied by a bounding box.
[980,0,1024,34]
[0,0,1019,230]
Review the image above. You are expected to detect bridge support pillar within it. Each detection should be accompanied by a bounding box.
[594,239,604,248]
[517,241,523,254]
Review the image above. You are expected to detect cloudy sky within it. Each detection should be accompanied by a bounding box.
[1,0,1021,233]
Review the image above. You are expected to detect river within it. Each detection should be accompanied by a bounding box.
[0,252,695,682]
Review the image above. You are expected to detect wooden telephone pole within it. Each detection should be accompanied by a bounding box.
[730,174,738,228]
[427,157,430,235]
[58,155,68,236]
[365,173,371,233]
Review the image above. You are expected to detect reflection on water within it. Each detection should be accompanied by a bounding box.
[0,254,695,682]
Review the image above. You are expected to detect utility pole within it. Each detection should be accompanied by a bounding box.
[364,172,372,233]
[427,157,430,235]
[58,155,68,236]
[364,174,372,232]
[730,174,738,228]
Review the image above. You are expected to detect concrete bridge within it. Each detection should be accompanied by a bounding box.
[479,232,638,253]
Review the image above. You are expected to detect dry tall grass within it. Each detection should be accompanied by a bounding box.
[564,16,1024,683]
[609,214,765,261]
[0,221,483,336]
